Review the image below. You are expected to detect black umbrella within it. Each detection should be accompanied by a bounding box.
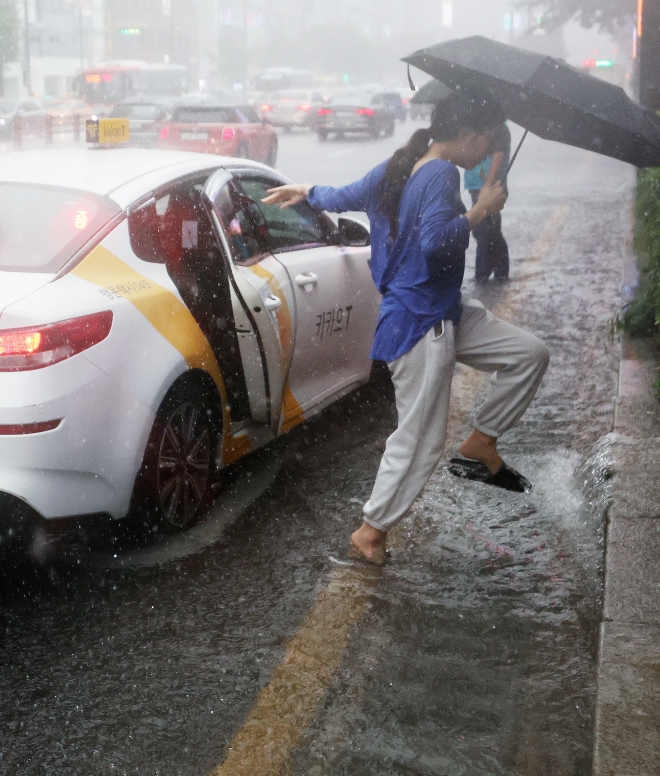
[403,35,660,169]
[410,79,453,105]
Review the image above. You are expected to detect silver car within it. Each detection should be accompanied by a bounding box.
[260,89,329,131]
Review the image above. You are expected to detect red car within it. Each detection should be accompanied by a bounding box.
[158,102,278,166]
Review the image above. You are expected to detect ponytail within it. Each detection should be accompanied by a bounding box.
[377,128,432,238]
[377,88,505,237]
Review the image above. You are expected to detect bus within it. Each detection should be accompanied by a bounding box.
[75,62,188,112]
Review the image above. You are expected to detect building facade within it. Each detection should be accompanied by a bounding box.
[4,0,105,98]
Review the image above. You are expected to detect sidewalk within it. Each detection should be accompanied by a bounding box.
[594,329,660,774]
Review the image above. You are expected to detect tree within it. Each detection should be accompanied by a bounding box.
[0,0,18,97]
[522,0,635,32]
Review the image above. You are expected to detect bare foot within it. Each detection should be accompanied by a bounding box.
[459,429,503,475]
[351,522,388,566]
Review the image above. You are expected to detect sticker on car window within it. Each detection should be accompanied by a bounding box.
[182,220,198,249]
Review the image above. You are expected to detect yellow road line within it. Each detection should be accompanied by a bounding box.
[209,174,581,776]
[209,565,381,776]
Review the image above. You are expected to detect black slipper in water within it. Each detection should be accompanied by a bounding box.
[448,458,532,493]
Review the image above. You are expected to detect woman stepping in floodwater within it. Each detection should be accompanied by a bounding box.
[262,91,549,566]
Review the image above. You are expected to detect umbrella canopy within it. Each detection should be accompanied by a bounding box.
[403,36,660,168]
[410,79,453,105]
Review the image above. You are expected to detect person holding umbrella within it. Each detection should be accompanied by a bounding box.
[262,91,550,565]
[464,122,511,283]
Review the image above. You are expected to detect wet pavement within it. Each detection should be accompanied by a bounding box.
[0,123,633,775]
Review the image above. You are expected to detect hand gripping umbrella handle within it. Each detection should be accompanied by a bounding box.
[506,129,528,176]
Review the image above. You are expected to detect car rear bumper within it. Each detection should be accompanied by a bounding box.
[270,113,312,127]
[0,354,155,521]
[317,118,371,133]
[158,138,238,155]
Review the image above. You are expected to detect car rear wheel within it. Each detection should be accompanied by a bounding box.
[317,129,328,142]
[369,124,380,140]
[265,137,278,166]
[131,381,220,532]
[385,120,395,137]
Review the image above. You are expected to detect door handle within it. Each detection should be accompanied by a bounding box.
[264,294,282,311]
[294,272,318,292]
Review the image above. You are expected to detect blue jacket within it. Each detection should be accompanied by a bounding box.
[308,158,470,363]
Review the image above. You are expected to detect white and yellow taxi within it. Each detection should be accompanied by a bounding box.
[0,147,379,533]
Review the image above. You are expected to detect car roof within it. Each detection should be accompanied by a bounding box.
[0,148,278,208]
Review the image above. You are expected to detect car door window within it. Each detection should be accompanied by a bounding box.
[128,176,221,290]
[127,174,253,420]
[237,176,336,253]
[209,178,269,265]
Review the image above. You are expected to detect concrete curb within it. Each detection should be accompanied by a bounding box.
[594,334,660,775]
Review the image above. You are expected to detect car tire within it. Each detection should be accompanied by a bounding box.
[385,121,395,137]
[369,125,380,140]
[317,129,328,142]
[265,137,278,166]
[131,380,220,533]
[283,125,292,134]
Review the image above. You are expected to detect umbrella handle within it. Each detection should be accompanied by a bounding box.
[506,129,528,175]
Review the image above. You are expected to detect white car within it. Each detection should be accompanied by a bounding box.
[0,148,379,535]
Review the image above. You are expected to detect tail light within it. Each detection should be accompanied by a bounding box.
[297,103,311,112]
[0,420,62,435]
[159,125,169,139]
[318,108,333,116]
[0,311,113,372]
[355,108,374,117]
[222,126,235,140]
[261,104,273,112]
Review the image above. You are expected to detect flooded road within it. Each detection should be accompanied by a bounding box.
[0,124,632,775]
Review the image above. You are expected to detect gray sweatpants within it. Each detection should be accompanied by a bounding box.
[363,296,550,532]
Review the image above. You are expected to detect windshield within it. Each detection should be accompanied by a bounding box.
[0,100,17,116]
[0,184,121,273]
[173,106,236,124]
[273,91,309,102]
[112,103,162,120]
[130,70,187,96]
[79,72,127,104]
[333,93,373,107]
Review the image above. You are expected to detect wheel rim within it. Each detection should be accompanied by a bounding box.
[156,402,211,528]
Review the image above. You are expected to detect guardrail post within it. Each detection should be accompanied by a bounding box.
[13,115,22,149]
[73,113,80,142]
[45,114,53,145]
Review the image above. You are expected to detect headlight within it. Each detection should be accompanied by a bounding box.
[0,119,6,126]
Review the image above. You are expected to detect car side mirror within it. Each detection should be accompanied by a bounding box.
[338,217,370,247]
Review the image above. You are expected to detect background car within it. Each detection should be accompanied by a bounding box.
[159,102,278,166]
[0,98,48,140]
[371,91,407,122]
[0,148,378,538]
[260,89,330,131]
[47,99,95,130]
[316,92,396,141]
[110,100,172,147]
